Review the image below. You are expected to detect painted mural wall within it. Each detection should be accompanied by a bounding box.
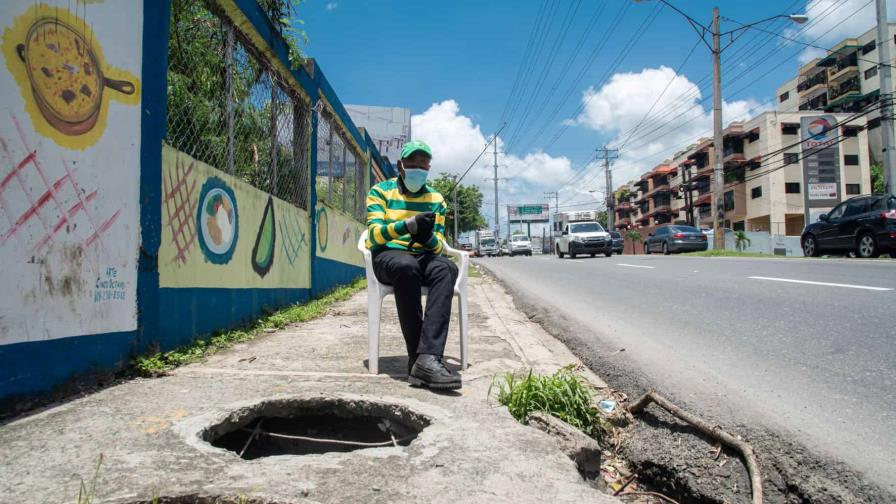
[315,202,365,268]
[0,2,143,346]
[160,145,312,289]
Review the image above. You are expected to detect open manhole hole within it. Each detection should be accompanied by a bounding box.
[201,397,431,459]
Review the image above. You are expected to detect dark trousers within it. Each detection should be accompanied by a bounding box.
[372,249,459,359]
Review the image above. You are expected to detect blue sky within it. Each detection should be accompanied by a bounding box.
[298,0,891,233]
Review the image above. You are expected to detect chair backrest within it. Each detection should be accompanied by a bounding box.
[357,230,379,288]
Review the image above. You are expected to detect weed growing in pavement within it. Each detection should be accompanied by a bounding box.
[75,454,103,504]
[133,279,366,376]
[490,365,605,440]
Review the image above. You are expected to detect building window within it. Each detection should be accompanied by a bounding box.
[842,126,859,137]
[779,91,790,103]
[846,183,861,195]
[751,186,762,199]
[781,124,799,135]
[844,154,859,166]
[785,182,801,194]
[862,40,876,55]
[724,190,735,211]
[865,66,878,80]
[784,152,799,165]
[747,131,760,143]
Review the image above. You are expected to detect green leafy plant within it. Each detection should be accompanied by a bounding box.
[871,162,885,193]
[490,366,605,439]
[625,229,642,255]
[133,279,365,376]
[734,231,751,252]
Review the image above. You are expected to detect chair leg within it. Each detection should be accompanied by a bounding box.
[458,292,469,370]
[368,293,382,374]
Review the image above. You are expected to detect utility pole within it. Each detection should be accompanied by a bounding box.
[876,0,896,194]
[447,174,459,246]
[493,135,500,238]
[544,191,558,254]
[596,147,619,230]
[711,6,725,250]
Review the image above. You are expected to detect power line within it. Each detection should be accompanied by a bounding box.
[505,0,583,151]
[610,0,851,157]
[616,0,861,157]
[497,1,550,130]
[510,1,635,156]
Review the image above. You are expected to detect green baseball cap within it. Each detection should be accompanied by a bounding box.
[400,140,432,160]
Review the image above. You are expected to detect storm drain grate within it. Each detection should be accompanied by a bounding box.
[202,397,430,459]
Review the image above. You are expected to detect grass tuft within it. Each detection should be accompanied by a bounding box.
[490,365,605,440]
[133,278,366,377]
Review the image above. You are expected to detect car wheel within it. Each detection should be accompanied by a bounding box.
[570,250,577,259]
[644,243,651,254]
[802,235,821,257]
[856,232,880,258]
[662,242,670,255]
[605,251,612,257]
[590,253,595,258]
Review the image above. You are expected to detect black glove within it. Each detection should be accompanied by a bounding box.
[404,211,436,245]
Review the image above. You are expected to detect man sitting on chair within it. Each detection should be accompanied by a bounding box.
[365,140,461,390]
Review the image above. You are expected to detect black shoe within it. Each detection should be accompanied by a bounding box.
[409,354,462,390]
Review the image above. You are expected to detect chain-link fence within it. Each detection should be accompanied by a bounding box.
[315,103,366,221]
[165,0,311,210]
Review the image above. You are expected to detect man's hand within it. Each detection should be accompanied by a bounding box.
[404,211,435,244]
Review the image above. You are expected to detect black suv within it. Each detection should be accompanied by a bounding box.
[609,231,624,254]
[801,194,896,258]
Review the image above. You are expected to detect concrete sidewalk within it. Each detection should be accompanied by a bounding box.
[0,274,618,504]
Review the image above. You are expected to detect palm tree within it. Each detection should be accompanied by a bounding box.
[625,229,642,255]
[734,231,751,252]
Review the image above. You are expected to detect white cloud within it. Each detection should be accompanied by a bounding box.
[572,66,765,191]
[411,100,591,232]
[326,2,338,11]
[792,0,895,63]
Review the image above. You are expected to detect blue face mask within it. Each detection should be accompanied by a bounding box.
[402,168,428,192]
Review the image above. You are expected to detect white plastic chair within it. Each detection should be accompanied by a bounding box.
[357,230,470,374]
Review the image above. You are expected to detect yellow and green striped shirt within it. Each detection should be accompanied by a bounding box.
[366,178,447,254]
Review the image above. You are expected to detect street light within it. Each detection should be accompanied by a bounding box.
[635,1,807,249]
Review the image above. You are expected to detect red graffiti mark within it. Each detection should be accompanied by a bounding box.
[0,151,35,190]
[85,209,121,248]
[0,113,123,257]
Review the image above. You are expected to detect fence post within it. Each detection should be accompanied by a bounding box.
[225,25,234,175]
[270,75,279,195]
[327,125,334,204]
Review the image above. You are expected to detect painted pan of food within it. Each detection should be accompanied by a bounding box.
[16,17,135,136]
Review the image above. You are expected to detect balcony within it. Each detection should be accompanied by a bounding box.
[827,53,859,85]
[645,183,670,198]
[828,80,862,107]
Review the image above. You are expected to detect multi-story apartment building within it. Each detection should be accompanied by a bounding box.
[776,23,896,161]
[615,111,872,236]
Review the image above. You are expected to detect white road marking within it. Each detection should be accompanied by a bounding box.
[616,263,655,269]
[568,259,584,263]
[748,276,893,291]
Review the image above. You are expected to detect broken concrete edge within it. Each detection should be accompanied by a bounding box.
[525,411,603,485]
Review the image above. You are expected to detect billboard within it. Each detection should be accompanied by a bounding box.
[508,204,550,223]
[800,115,841,224]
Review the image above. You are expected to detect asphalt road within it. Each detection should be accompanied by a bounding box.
[476,253,896,491]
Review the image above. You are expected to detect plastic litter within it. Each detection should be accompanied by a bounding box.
[598,399,617,413]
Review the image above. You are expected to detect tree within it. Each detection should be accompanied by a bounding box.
[871,163,885,193]
[625,229,642,255]
[596,210,609,229]
[429,174,487,243]
[734,231,751,252]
